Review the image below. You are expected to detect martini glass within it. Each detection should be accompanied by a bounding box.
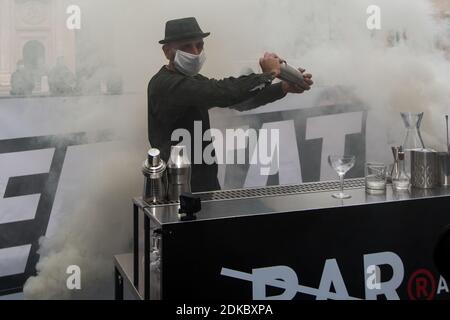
[328,155,356,199]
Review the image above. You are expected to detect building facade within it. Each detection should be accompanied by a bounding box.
[433,0,450,14]
[0,0,75,93]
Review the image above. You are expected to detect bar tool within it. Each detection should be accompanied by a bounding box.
[446,115,449,153]
[389,146,401,183]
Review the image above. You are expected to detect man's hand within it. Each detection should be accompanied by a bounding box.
[259,52,282,77]
[281,68,314,94]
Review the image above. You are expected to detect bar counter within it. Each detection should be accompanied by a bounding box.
[132,178,450,300]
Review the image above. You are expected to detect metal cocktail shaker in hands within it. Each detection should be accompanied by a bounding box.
[142,148,168,204]
[278,62,307,87]
[167,145,191,201]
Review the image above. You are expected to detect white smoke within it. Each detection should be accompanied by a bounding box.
[23,142,145,299]
[22,0,450,299]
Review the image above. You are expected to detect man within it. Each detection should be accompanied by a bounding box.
[148,17,313,192]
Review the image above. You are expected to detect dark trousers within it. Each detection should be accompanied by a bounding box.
[191,164,221,193]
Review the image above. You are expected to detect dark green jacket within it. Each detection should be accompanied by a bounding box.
[148,66,287,192]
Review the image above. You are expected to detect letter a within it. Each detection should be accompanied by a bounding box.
[366,5,381,30]
[66,265,81,290]
[66,5,81,30]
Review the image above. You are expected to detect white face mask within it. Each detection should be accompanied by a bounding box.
[173,50,206,76]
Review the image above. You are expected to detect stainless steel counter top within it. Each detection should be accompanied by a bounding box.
[136,178,450,226]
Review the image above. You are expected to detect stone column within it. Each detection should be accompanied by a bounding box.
[54,0,76,72]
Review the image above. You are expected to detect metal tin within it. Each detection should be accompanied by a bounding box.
[411,149,439,189]
[279,62,307,86]
[167,145,191,201]
[142,148,167,204]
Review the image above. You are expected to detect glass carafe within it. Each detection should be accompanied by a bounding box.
[401,112,425,177]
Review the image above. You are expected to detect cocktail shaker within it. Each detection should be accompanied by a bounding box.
[142,148,168,204]
[167,145,191,201]
[279,62,307,87]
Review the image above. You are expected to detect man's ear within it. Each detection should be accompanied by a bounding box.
[163,44,175,61]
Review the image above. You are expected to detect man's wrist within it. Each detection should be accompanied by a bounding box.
[260,72,274,85]
[272,82,287,96]
[262,71,278,82]
[269,69,280,78]
[281,81,289,94]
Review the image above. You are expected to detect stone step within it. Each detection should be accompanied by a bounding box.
[0,86,12,97]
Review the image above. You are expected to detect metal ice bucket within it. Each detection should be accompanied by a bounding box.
[411,149,439,189]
